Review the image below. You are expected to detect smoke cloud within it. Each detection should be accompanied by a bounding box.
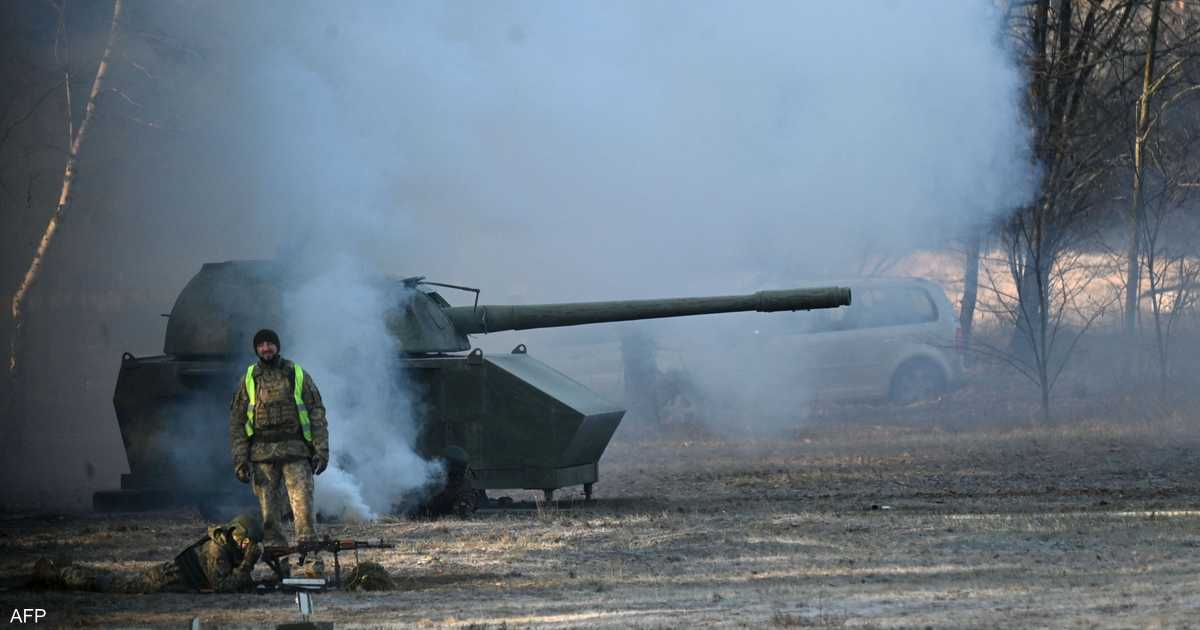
[204,1,1031,295]
[213,1,1034,422]
[1,1,1035,508]
[282,257,442,520]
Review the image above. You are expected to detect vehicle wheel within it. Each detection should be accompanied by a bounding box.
[889,360,945,404]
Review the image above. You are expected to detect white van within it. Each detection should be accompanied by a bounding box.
[762,276,964,403]
[529,277,964,415]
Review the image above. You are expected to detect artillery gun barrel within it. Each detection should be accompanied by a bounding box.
[444,286,851,335]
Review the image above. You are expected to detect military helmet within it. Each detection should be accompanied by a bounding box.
[227,512,264,543]
[442,445,470,466]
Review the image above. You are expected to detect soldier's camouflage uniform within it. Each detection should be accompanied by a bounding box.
[38,524,261,593]
[229,357,328,557]
[420,448,479,518]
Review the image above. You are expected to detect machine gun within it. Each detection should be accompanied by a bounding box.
[261,537,393,588]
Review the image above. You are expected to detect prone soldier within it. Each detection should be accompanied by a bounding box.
[31,514,264,593]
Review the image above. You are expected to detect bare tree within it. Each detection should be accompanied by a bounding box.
[1116,0,1200,385]
[1137,60,1200,393]
[988,0,1141,422]
[1006,0,1135,357]
[9,0,123,378]
[1123,0,1164,344]
[1141,185,1200,394]
[972,238,1119,423]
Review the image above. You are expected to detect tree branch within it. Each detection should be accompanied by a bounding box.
[9,0,124,375]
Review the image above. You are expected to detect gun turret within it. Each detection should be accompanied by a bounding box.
[160,261,850,356]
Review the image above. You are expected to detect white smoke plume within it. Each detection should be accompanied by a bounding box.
[1,2,1040,509]
[202,1,1031,301]
[282,256,442,520]
[209,0,1035,482]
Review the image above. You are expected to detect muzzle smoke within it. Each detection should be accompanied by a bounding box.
[282,256,442,520]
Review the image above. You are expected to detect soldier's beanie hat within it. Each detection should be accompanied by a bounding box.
[228,513,264,543]
[253,328,281,351]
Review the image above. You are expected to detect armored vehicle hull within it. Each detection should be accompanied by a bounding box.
[97,261,850,512]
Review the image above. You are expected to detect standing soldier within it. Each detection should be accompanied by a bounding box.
[229,328,330,577]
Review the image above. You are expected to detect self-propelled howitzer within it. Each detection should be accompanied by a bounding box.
[101,261,850,511]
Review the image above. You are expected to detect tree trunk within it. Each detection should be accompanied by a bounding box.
[9,0,123,378]
[1123,0,1163,373]
[1010,213,1048,368]
[1040,374,1051,426]
[7,0,122,457]
[959,231,981,356]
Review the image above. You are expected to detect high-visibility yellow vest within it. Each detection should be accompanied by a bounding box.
[243,362,312,443]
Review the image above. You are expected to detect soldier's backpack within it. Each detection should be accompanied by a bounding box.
[173,536,212,591]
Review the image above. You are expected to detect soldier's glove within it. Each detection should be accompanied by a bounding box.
[235,461,251,484]
[238,545,262,571]
[311,453,328,475]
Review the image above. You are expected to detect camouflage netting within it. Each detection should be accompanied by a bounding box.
[345,561,394,591]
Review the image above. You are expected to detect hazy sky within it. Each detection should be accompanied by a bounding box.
[195,1,1032,302]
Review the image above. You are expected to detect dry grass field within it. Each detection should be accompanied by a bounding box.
[3,392,1200,628]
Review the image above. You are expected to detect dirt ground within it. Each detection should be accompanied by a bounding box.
[3,406,1200,628]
